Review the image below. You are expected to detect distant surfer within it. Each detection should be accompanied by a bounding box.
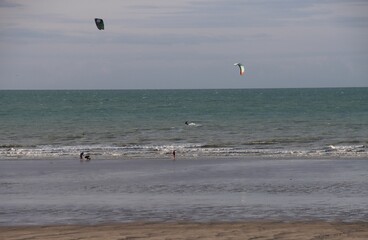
[80,152,91,161]
[185,121,198,126]
[172,150,176,160]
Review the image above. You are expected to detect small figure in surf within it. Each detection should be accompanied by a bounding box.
[185,121,198,126]
[172,150,176,160]
[80,152,91,161]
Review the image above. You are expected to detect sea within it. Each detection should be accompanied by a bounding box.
[0,88,368,225]
[1,88,367,160]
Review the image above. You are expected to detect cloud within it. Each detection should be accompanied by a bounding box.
[334,16,368,28]
[129,0,320,29]
[0,0,21,8]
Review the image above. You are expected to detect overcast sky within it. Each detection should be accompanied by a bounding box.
[0,0,367,89]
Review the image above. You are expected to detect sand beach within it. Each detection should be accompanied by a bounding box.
[1,221,368,240]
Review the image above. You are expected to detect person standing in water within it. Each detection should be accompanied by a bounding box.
[172,150,176,160]
[80,152,91,161]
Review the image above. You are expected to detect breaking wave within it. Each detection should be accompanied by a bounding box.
[0,143,366,160]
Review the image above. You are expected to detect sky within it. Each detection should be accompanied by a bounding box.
[0,0,367,89]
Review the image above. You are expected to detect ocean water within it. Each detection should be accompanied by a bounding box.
[1,88,367,160]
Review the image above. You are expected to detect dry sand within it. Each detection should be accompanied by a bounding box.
[1,221,368,240]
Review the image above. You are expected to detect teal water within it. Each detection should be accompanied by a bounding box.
[0,88,367,159]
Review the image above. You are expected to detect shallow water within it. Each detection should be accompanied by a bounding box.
[1,158,367,225]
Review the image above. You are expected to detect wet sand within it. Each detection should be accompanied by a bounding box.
[1,221,368,240]
[1,158,368,226]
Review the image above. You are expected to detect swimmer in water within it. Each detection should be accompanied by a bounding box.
[185,121,189,125]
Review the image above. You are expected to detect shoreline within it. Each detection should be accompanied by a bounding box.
[1,154,367,161]
[1,221,368,240]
